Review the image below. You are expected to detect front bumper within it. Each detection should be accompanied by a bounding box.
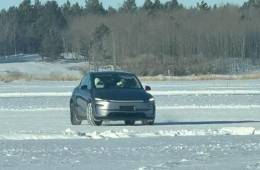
[93,100,155,121]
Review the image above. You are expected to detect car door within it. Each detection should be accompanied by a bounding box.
[76,74,92,117]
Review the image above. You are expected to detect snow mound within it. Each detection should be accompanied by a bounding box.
[219,127,256,135]
[254,130,260,135]
[0,127,258,141]
[65,127,258,139]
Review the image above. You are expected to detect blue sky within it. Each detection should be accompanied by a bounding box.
[0,0,248,10]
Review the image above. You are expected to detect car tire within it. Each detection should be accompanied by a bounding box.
[70,102,82,125]
[125,120,135,126]
[86,103,102,126]
[142,120,154,125]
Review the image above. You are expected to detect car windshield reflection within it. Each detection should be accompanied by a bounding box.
[93,74,142,89]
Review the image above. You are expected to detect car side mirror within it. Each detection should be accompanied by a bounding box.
[81,85,88,90]
[145,85,151,91]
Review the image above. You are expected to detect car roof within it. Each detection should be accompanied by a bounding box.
[89,71,135,76]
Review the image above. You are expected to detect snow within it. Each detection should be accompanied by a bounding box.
[0,79,260,169]
[0,55,87,81]
[2,105,260,112]
[1,136,260,170]
[1,90,260,98]
[0,92,71,98]
[0,61,84,77]
[0,107,68,112]
[151,90,260,95]
[157,105,260,109]
[0,127,257,141]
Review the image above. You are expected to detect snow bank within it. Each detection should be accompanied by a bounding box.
[151,90,260,95]
[0,62,84,76]
[0,61,87,81]
[0,127,258,141]
[62,127,260,139]
[157,105,260,110]
[1,90,260,98]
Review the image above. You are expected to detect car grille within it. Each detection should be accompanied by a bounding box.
[108,112,146,118]
[120,106,135,111]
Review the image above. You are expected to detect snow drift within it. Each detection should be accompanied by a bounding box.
[0,127,259,141]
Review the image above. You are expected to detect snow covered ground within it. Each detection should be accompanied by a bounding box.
[0,80,260,169]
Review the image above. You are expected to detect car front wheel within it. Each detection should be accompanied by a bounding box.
[86,103,102,126]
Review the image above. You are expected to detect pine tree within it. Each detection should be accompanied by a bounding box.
[71,3,82,16]
[197,1,210,11]
[107,6,117,15]
[143,0,154,10]
[40,30,63,61]
[120,0,137,12]
[164,0,181,10]
[153,0,163,10]
[19,0,34,23]
[90,23,111,66]
[85,0,105,14]
[243,0,260,8]
[62,1,71,16]
[34,0,41,7]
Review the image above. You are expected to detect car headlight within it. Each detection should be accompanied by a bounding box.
[149,97,155,102]
[95,98,103,101]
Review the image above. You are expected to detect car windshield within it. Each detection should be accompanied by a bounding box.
[93,73,142,89]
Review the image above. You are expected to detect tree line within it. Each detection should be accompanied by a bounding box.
[0,0,260,75]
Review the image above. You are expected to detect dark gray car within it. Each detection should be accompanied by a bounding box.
[70,71,156,126]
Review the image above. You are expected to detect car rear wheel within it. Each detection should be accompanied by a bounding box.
[125,120,135,126]
[86,103,102,126]
[70,102,82,125]
[142,120,154,125]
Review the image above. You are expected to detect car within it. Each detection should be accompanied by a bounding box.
[70,71,156,126]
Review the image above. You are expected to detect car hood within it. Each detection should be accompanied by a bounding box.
[93,89,152,101]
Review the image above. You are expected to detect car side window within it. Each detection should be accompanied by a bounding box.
[81,74,91,89]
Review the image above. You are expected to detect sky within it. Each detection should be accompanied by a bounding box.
[0,0,248,10]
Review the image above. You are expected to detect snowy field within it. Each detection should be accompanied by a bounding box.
[0,54,86,81]
[1,80,260,169]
